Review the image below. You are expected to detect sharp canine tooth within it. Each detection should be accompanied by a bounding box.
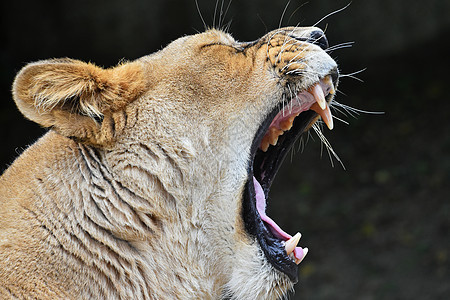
[295,247,308,265]
[309,83,326,110]
[311,102,334,130]
[285,232,301,255]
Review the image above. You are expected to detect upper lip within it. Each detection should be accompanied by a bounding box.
[243,71,338,281]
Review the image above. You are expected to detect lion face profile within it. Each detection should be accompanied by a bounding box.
[0,27,338,299]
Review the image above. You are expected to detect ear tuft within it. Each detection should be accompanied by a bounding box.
[12,58,147,145]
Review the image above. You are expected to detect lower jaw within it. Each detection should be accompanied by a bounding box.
[243,111,318,282]
[243,176,299,282]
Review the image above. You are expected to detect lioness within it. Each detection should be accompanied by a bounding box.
[0,26,338,299]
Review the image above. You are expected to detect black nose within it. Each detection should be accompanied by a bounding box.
[308,30,329,50]
[291,30,329,50]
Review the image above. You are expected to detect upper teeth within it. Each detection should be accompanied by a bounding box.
[310,101,333,130]
[309,83,326,110]
[260,75,335,152]
[279,115,297,131]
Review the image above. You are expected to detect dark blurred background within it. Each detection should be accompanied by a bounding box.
[1,0,449,299]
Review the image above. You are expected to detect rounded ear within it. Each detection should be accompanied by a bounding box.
[12,58,146,145]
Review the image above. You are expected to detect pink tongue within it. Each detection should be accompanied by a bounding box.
[253,177,305,260]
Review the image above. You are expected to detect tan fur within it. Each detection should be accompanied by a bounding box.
[13,59,147,146]
[0,28,337,299]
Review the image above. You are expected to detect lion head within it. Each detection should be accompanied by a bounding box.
[3,26,338,299]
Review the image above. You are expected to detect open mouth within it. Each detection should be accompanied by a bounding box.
[243,72,338,282]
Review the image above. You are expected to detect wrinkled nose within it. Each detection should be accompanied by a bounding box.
[290,28,329,50]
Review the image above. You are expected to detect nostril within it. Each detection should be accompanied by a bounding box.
[290,30,329,50]
[308,30,329,50]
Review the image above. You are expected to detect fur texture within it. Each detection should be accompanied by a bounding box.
[0,28,337,299]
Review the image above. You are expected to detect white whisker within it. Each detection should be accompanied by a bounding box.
[340,74,364,82]
[329,103,354,118]
[220,0,233,30]
[336,89,348,96]
[330,100,359,118]
[195,0,207,31]
[213,0,219,28]
[297,136,305,153]
[287,3,308,25]
[332,100,384,116]
[332,115,349,125]
[339,68,367,82]
[312,3,351,28]
[283,49,331,73]
[277,36,300,64]
[312,123,345,169]
[223,19,233,33]
[326,41,354,52]
[341,68,366,77]
[277,26,306,63]
[287,84,295,113]
[266,29,289,59]
[278,0,291,29]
